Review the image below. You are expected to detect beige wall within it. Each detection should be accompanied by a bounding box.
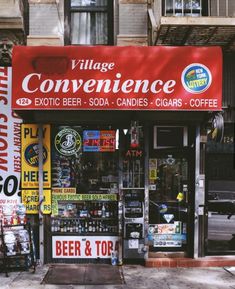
[27,0,63,46]
[117,0,148,46]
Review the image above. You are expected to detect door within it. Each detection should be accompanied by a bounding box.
[148,151,193,255]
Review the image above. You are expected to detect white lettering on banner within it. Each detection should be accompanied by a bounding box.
[116,98,148,107]
[52,236,119,258]
[71,59,115,73]
[0,67,21,203]
[155,98,182,107]
[189,98,218,108]
[22,73,176,95]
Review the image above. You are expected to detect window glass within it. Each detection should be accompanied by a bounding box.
[206,123,235,253]
[165,0,201,16]
[148,155,189,251]
[71,12,108,45]
[51,126,119,193]
[69,0,111,45]
[71,0,107,7]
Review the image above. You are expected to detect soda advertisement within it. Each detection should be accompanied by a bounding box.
[52,235,119,258]
[0,67,22,210]
[12,46,222,111]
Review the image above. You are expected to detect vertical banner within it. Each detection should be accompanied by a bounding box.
[0,67,22,210]
[21,124,51,214]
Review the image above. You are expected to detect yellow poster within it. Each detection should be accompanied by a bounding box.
[22,189,51,214]
[149,158,157,180]
[21,124,51,188]
[149,169,157,180]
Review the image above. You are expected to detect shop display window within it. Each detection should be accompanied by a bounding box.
[51,126,119,193]
[206,123,235,253]
[148,154,189,251]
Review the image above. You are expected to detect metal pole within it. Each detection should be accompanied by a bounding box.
[226,0,228,17]
[144,124,149,260]
[208,0,211,16]
[194,125,200,259]
[194,125,206,258]
[38,124,44,264]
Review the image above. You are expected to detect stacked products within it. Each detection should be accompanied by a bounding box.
[0,204,26,226]
[0,204,30,256]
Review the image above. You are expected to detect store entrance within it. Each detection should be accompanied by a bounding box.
[148,126,194,256]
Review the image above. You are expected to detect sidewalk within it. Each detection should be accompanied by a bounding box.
[1,264,235,289]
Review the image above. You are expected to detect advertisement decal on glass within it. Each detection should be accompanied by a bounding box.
[163,214,174,223]
[83,130,115,152]
[55,128,82,156]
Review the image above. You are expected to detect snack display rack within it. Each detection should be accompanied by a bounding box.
[0,205,36,277]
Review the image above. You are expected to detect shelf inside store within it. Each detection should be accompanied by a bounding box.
[51,232,118,236]
[122,187,145,190]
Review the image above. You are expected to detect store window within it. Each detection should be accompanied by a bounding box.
[65,0,113,45]
[206,123,235,254]
[51,125,118,192]
[163,0,208,16]
[49,126,119,261]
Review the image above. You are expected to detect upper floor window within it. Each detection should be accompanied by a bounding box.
[65,0,113,45]
[164,0,203,16]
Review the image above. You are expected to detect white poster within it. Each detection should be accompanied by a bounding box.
[0,67,22,209]
[52,235,119,259]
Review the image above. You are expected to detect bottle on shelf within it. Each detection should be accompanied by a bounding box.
[88,221,92,233]
[105,203,110,218]
[98,203,102,217]
[102,203,106,218]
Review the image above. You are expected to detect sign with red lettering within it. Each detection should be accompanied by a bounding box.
[12,46,222,111]
[0,67,22,209]
[52,236,118,259]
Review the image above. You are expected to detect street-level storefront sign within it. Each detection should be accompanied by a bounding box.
[12,46,222,111]
[52,235,119,258]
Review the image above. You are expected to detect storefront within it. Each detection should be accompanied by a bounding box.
[11,45,222,264]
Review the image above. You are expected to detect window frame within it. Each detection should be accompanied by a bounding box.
[64,0,114,45]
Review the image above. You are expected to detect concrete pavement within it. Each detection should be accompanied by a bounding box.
[1,264,235,289]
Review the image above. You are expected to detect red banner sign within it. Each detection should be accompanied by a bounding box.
[12,46,222,111]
